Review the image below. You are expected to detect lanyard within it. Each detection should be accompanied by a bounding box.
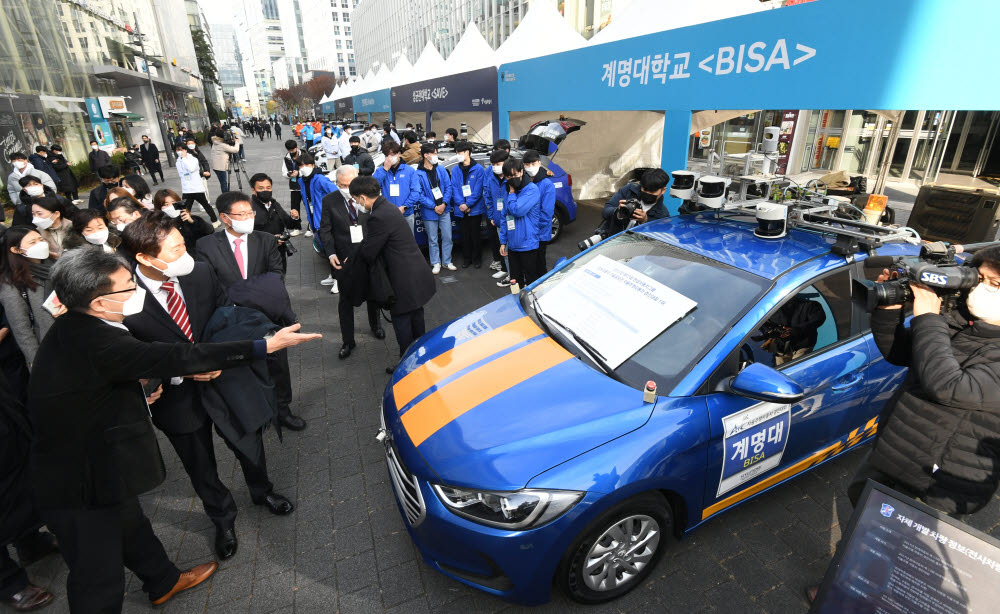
[345,199,358,223]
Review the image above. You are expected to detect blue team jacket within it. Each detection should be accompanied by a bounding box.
[533,175,556,242]
[482,171,506,226]
[497,181,540,252]
[449,163,487,218]
[374,164,421,217]
[298,171,336,234]
[412,164,452,221]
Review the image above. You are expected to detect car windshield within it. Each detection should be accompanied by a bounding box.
[526,232,770,393]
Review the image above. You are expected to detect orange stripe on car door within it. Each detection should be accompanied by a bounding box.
[393,317,542,409]
[400,338,572,447]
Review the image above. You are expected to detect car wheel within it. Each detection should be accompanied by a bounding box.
[557,493,671,604]
[550,209,566,243]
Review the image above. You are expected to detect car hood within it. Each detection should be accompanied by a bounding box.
[386,295,653,491]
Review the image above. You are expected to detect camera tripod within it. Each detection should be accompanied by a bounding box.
[227,152,252,191]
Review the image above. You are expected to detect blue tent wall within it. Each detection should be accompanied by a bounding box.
[353,88,391,124]
[497,0,1000,211]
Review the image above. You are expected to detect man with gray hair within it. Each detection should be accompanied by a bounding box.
[319,165,384,358]
[27,249,321,613]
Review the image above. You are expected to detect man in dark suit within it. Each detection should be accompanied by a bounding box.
[88,164,121,213]
[121,213,295,561]
[349,176,435,373]
[88,140,111,174]
[28,248,319,613]
[319,166,385,359]
[249,172,294,273]
[139,134,165,185]
[195,192,307,431]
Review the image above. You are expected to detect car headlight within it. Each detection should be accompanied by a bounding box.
[432,484,583,530]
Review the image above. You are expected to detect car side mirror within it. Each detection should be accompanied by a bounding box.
[726,363,805,404]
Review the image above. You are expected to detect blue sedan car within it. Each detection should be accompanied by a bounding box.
[379,212,911,605]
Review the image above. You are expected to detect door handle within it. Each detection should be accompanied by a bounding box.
[831,372,863,391]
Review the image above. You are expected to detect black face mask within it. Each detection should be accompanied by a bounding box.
[104,181,119,188]
[256,190,272,202]
[639,190,659,205]
[507,176,523,190]
[351,145,360,153]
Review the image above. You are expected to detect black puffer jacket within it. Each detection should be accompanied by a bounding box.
[868,308,1000,514]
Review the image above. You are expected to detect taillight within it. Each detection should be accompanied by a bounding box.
[567,174,573,187]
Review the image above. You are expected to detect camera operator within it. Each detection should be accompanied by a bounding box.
[210,127,240,194]
[850,246,1000,518]
[249,173,294,274]
[280,140,305,236]
[601,168,671,234]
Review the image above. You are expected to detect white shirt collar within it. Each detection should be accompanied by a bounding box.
[100,318,129,331]
[225,229,248,248]
[136,266,172,294]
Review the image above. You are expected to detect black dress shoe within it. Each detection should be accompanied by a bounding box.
[2,585,54,612]
[215,527,238,560]
[371,327,386,340]
[462,261,472,268]
[339,342,356,360]
[473,261,482,269]
[279,414,307,431]
[258,493,294,516]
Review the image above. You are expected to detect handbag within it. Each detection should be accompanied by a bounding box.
[367,255,396,309]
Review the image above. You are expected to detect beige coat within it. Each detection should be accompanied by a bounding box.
[210,137,240,172]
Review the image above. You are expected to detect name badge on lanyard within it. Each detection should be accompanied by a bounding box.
[389,183,400,197]
[506,216,515,231]
[496,198,503,212]
[462,184,472,197]
[350,224,363,243]
[431,186,443,200]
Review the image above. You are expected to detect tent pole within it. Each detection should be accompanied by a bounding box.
[661,110,692,216]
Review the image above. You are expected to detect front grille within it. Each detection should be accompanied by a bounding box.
[385,441,426,527]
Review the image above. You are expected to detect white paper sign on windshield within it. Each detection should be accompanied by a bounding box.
[537,254,697,369]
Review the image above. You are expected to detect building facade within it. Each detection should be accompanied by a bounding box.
[0,0,210,180]
[300,0,359,79]
[210,23,246,102]
[235,0,311,116]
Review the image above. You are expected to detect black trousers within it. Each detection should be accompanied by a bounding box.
[267,349,293,419]
[508,249,539,287]
[182,191,217,222]
[61,188,79,201]
[165,419,272,528]
[391,307,425,356]
[41,497,180,612]
[489,223,506,270]
[339,295,380,345]
[144,162,164,183]
[460,214,483,265]
[536,240,548,276]
[0,548,27,601]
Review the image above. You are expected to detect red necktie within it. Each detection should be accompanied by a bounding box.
[161,280,193,342]
[233,237,247,279]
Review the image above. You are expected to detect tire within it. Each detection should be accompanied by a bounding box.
[557,493,672,604]
[550,207,567,243]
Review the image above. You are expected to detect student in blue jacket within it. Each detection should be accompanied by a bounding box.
[373,140,421,234]
[449,141,487,268]
[522,150,556,275]
[413,143,453,273]
[497,157,541,288]
[296,153,336,252]
[483,149,509,282]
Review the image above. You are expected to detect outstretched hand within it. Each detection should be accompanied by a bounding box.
[266,323,322,353]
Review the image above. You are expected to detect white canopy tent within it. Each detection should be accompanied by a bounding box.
[402,40,447,85]
[387,55,414,88]
[589,0,771,45]
[370,63,393,92]
[494,0,587,64]
[443,21,497,73]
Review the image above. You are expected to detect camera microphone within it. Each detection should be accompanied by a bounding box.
[864,256,897,269]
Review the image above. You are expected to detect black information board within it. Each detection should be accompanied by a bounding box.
[811,481,1000,614]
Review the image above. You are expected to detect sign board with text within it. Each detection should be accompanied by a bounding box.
[811,481,1000,614]
[353,88,391,115]
[390,67,497,113]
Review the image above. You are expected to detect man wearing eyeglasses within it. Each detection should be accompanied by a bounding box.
[196,192,307,432]
[27,248,320,613]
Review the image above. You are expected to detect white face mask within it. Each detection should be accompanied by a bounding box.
[427,155,439,165]
[123,186,135,196]
[162,205,180,218]
[22,241,50,260]
[150,251,195,278]
[299,166,313,177]
[338,187,351,201]
[32,216,54,231]
[187,143,195,150]
[25,185,44,197]
[115,222,128,232]
[14,160,26,170]
[492,164,503,175]
[353,202,366,214]
[101,286,146,317]
[525,165,540,177]
[966,282,1000,322]
[85,229,109,246]
[91,145,99,150]
[227,216,255,235]
[386,155,399,166]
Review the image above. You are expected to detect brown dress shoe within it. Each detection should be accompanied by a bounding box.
[2,584,54,611]
[151,562,218,606]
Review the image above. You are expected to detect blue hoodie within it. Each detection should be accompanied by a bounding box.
[497,180,540,252]
[374,162,421,217]
[413,163,452,221]
[482,169,506,226]
[532,174,556,242]
[449,162,487,217]
[298,170,336,233]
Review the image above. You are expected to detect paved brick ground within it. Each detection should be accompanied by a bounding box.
[19,134,1000,613]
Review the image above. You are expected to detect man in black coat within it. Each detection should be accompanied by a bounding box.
[342,135,375,176]
[88,164,122,213]
[28,248,319,613]
[601,169,671,235]
[249,172,294,273]
[121,213,295,561]
[196,191,307,431]
[139,134,165,185]
[349,176,435,372]
[27,147,60,191]
[88,140,111,174]
[320,167,384,359]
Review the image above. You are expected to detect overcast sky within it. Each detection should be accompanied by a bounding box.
[198,0,235,26]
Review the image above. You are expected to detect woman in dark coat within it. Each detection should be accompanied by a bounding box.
[48,145,78,201]
[152,188,213,252]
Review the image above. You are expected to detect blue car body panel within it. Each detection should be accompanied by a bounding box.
[380,213,914,605]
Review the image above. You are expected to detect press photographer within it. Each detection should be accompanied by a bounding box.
[850,243,1000,518]
[600,168,671,234]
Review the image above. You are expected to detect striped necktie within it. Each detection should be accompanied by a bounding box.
[161,280,193,342]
